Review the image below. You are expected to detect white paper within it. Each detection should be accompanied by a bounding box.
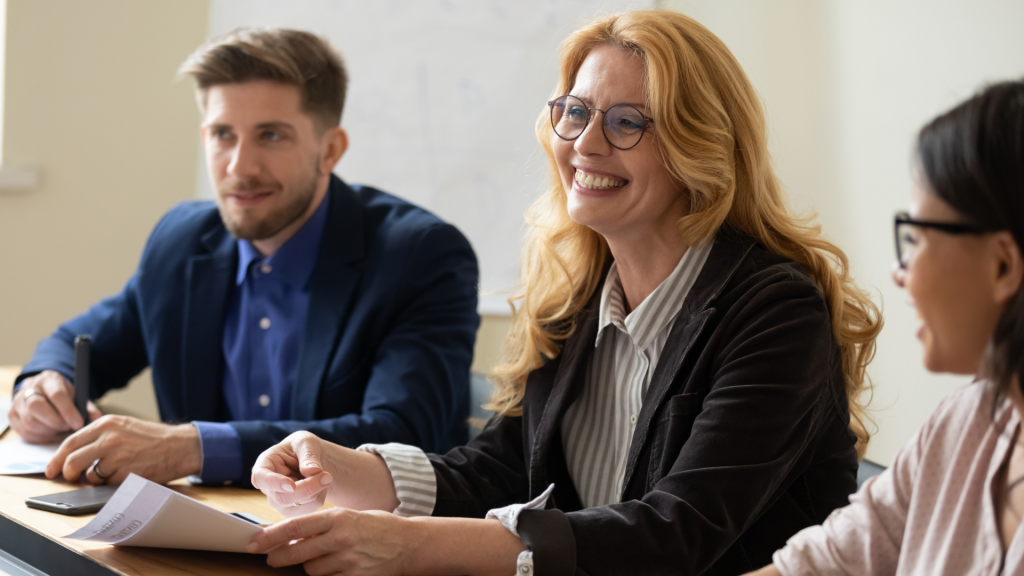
[0,438,59,475]
[65,473,262,553]
[0,397,10,435]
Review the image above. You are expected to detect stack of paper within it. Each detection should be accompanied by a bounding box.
[0,439,59,475]
[0,397,10,436]
[66,474,264,553]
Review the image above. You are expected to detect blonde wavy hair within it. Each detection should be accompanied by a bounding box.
[489,10,882,457]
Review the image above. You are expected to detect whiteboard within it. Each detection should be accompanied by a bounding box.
[203,0,653,314]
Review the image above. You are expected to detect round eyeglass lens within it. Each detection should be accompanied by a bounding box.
[603,104,647,149]
[550,95,648,149]
[550,95,588,140]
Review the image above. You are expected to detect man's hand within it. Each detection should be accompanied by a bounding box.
[45,415,202,485]
[9,370,102,444]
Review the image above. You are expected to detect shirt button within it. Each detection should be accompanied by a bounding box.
[261,263,272,274]
[259,317,271,330]
[258,394,271,407]
[630,414,638,425]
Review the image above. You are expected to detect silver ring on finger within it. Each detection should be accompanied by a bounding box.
[23,389,61,414]
[92,462,111,483]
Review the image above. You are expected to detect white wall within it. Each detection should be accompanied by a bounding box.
[205,0,653,314]
[662,0,1024,464]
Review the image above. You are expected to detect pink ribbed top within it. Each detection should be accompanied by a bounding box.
[775,381,1024,576]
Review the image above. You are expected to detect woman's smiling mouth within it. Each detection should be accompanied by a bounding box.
[574,169,627,190]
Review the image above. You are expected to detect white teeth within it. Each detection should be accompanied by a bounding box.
[574,170,625,190]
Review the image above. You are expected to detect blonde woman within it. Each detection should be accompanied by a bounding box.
[246,11,881,576]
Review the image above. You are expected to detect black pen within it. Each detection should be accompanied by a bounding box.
[73,335,91,426]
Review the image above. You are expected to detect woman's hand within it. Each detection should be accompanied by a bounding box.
[743,564,782,576]
[249,508,410,575]
[251,431,336,517]
[249,512,526,576]
[251,431,400,517]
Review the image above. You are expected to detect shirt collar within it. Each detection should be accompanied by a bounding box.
[595,238,714,351]
[234,192,331,290]
[596,262,627,347]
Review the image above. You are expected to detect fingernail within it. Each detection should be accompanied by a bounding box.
[247,542,259,553]
[281,483,294,493]
[320,473,332,486]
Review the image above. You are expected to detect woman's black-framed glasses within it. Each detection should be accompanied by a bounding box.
[894,211,992,269]
[547,94,653,150]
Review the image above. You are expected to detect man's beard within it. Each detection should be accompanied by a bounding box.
[217,167,319,241]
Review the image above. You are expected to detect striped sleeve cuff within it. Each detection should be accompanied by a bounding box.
[357,442,437,517]
[485,483,554,537]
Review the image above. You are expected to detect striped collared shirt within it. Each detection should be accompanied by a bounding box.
[561,241,712,507]
[359,240,712,519]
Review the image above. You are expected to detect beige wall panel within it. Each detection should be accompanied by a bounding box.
[471,315,513,377]
[0,0,210,418]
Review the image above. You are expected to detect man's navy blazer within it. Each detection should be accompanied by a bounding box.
[19,176,480,481]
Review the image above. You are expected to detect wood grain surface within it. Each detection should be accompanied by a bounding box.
[0,366,305,575]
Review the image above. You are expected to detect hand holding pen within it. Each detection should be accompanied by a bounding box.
[9,370,102,444]
[8,335,101,445]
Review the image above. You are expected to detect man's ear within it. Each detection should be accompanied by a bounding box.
[319,127,348,175]
[993,231,1024,305]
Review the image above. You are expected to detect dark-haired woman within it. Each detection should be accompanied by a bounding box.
[748,80,1024,575]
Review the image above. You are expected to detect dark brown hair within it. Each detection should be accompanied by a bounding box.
[917,79,1024,393]
[179,27,348,132]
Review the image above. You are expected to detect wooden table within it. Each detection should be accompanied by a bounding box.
[0,367,304,575]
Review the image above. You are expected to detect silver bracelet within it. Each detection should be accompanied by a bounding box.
[516,550,534,575]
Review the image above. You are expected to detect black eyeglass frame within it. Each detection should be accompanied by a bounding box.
[547,95,654,151]
[893,211,993,269]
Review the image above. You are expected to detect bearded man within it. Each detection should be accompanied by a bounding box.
[8,28,479,488]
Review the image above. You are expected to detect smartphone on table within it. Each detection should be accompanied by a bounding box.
[25,486,116,516]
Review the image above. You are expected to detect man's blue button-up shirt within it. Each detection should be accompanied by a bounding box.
[193,194,330,484]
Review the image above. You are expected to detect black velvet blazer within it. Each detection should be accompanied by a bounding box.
[428,229,858,575]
